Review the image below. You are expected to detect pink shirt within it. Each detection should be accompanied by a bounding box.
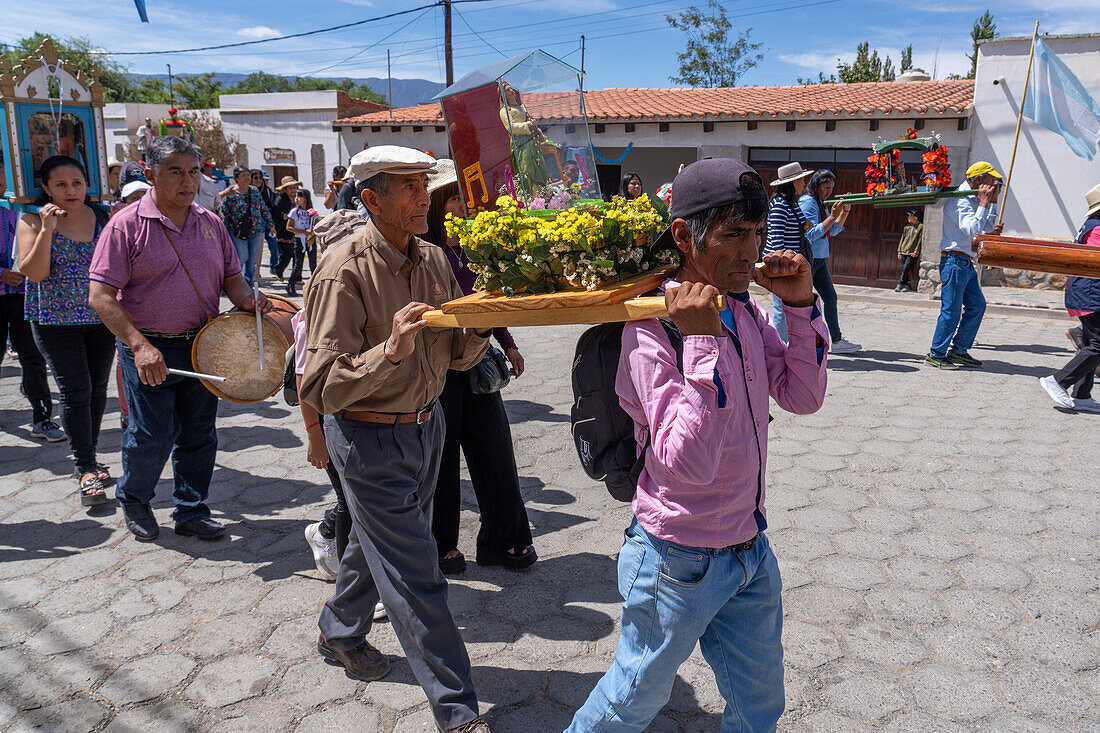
[292,309,307,375]
[1067,227,1100,317]
[90,195,241,332]
[616,292,830,548]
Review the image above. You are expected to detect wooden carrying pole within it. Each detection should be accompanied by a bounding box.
[997,21,1040,229]
[973,235,1100,279]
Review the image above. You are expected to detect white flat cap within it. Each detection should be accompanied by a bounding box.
[348,145,436,182]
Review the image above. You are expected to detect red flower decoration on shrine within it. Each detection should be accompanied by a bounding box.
[169,107,178,115]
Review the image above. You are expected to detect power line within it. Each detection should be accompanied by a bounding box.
[295,8,433,78]
[101,0,493,56]
[452,6,506,58]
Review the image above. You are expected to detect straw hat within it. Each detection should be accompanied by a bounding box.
[275,176,303,191]
[426,159,458,194]
[770,162,814,187]
[1086,182,1100,218]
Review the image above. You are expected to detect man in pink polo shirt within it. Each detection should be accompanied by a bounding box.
[89,136,269,542]
[566,160,829,733]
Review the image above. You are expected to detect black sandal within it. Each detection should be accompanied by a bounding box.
[438,550,467,575]
[476,545,537,570]
[79,473,108,507]
[94,463,115,488]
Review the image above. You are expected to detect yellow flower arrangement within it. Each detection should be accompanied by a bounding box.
[445,194,672,294]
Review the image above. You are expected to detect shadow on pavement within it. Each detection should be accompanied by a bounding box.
[504,399,570,423]
[826,349,921,373]
[217,424,302,452]
[0,518,115,562]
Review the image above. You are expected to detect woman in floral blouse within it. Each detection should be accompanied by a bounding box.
[221,167,273,286]
[17,156,115,505]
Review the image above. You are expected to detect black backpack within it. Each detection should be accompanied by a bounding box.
[570,318,683,501]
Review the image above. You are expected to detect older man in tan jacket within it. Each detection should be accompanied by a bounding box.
[300,145,491,733]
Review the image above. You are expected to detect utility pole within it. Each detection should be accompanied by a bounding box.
[166,63,175,106]
[444,0,454,86]
[387,49,393,119]
[580,35,586,91]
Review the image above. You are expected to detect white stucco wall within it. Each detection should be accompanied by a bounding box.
[970,34,1100,240]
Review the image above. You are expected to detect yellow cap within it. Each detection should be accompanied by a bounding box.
[965,161,1002,180]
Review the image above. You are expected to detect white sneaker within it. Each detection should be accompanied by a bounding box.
[1073,397,1100,414]
[373,602,387,621]
[1039,376,1075,409]
[831,338,862,354]
[304,522,338,580]
[30,419,66,442]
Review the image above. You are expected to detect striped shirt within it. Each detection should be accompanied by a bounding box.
[763,195,804,255]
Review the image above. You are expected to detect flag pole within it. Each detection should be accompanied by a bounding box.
[997,20,1040,229]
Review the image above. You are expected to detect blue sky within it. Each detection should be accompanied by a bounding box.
[3,0,1098,94]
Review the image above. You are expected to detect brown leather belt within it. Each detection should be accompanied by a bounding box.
[341,405,434,425]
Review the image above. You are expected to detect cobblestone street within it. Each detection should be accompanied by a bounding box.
[1,288,1098,732]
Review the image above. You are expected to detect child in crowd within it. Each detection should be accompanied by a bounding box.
[285,190,319,296]
[896,208,923,292]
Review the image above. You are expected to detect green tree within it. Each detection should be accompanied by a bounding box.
[2,32,136,102]
[967,11,997,79]
[665,0,764,87]
[798,72,837,85]
[133,77,171,104]
[224,72,386,104]
[901,44,913,73]
[175,73,223,109]
[836,42,896,83]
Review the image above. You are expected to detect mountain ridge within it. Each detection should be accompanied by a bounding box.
[130,72,444,109]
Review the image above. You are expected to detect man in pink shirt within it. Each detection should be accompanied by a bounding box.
[566,159,829,733]
[89,136,269,542]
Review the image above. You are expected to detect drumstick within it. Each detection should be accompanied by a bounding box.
[254,281,265,371]
[168,368,227,383]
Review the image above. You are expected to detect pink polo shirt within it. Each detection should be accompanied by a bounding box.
[90,195,241,332]
[616,292,830,549]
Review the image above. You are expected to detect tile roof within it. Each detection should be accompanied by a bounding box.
[333,81,974,127]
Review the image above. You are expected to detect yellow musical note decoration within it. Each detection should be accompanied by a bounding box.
[463,162,489,205]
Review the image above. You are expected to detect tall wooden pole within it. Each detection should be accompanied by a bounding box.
[997,20,1039,229]
[387,49,393,120]
[444,0,454,86]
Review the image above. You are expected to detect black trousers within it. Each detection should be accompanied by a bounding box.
[898,255,918,287]
[0,295,52,425]
[273,238,296,278]
[288,240,316,284]
[431,369,533,557]
[1055,311,1100,399]
[31,322,115,472]
[319,461,352,559]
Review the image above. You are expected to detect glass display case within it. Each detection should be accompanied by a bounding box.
[436,50,601,215]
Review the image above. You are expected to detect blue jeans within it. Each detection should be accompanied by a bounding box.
[230,231,265,286]
[265,232,279,271]
[771,260,841,343]
[930,254,986,358]
[116,338,219,522]
[566,520,784,733]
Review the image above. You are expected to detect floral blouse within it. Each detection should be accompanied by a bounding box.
[24,225,102,326]
[222,186,274,238]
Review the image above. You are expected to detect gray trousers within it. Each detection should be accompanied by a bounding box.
[319,413,479,730]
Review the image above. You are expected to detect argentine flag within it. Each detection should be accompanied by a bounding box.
[1022,36,1100,161]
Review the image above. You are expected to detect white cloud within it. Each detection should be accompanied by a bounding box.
[237,26,282,40]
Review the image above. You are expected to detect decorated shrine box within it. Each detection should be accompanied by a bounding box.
[0,39,109,208]
[435,50,601,216]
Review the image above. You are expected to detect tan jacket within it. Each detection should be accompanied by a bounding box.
[300,219,488,415]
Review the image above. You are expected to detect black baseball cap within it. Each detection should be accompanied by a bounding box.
[653,158,767,249]
[669,158,766,219]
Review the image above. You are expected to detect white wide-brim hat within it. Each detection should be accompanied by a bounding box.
[770,161,814,187]
[1086,182,1100,218]
[426,159,458,195]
